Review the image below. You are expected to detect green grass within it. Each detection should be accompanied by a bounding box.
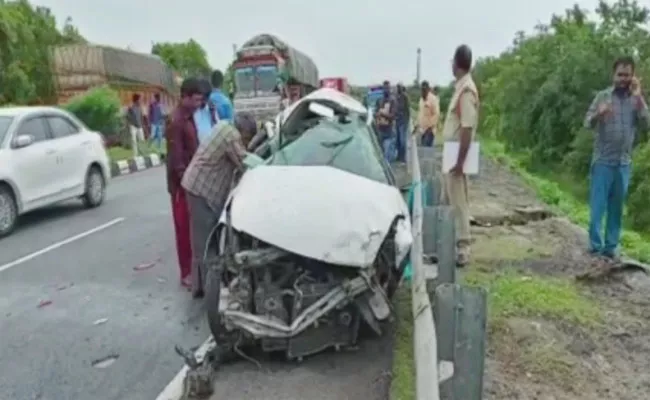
[106,141,165,163]
[482,138,650,263]
[463,268,602,328]
[389,286,415,400]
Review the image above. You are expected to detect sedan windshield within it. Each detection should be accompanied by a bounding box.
[268,118,390,185]
[0,116,13,146]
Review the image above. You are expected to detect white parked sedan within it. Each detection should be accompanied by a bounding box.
[0,106,111,237]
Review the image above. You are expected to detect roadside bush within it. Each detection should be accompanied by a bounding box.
[63,86,121,136]
[628,142,650,230]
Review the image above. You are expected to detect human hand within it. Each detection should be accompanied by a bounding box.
[631,76,642,97]
[449,163,463,176]
[597,102,612,118]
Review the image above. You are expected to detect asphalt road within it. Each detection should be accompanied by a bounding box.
[0,168,210,400]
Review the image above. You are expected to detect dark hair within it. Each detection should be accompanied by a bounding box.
[180,77,202,98]
[421,80,430,88]
[234,112,257,137]
[432,86,440,94]
[154,93,161,100]
[132,93,141,103]
[613,56,635,72]
[383,80,390,86]
[198,79,212,96]
[211,70,224,88]
[453,44,473,72]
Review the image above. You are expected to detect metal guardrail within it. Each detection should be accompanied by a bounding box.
[406,136,488,400]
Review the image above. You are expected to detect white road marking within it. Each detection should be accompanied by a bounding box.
[0,217,125,273]
[155,336,215,400]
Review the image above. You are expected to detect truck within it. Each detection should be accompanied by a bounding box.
[50,44,179,117]
[319,77,350,94]
[232,34,319,122]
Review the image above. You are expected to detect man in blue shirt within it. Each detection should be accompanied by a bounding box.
[194,79,217,143]
[148,93,164,151]
[209,70,234,123]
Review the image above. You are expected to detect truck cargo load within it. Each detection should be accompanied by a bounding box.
[50,44,178,111]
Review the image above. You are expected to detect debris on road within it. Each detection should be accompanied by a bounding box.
[37,300,52,308]
[133,261,156,271]
[56,282,74,291]
[91,354,119,369]
[176,345,217,399]
[93,318,109,326]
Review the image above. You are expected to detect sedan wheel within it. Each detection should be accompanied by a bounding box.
[82,167,105,208]
[0,186,18,237]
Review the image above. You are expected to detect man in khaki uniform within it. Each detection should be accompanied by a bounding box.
[440,44,479,267]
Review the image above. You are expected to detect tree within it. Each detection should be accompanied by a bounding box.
[0,0,87,105]
[151,40,212,78]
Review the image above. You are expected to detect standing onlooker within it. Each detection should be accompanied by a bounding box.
[148,93,165,151]
[584,56,649,260]
[375,80,397,163]
[209,70,234,123]
[395,83,410,163]
[181,113,257,298]
[127,94,145,158]
[417,81,440,147]
[167,77,203,289]
[194,79,218,144]
[440,45,479,267]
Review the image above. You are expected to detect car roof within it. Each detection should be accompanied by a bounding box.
[0,106,69,118]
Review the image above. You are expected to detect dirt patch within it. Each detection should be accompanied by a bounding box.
[436,154,650,400]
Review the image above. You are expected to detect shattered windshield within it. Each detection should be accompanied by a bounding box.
[267,117,390,185]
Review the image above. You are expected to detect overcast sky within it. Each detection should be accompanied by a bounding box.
[36,0,600,86]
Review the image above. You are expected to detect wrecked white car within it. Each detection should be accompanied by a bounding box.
[204,88,413,361]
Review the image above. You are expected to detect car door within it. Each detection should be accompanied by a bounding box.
[45,114,87,192]
[10,116,59,206]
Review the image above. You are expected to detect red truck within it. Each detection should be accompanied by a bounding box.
[319,77,349,94]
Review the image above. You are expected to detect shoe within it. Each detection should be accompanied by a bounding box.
[602,251,621,263]
[456,251,470,268]
[180,276,192,289]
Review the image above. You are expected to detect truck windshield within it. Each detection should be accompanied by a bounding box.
[235,67,255,97]
[256,65,279,95]
[0,116,13,146]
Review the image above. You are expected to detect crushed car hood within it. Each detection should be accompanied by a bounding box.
[219,165,412,267]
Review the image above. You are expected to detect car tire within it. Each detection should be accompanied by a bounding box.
[0,185,18,238]
[82,166,105,208]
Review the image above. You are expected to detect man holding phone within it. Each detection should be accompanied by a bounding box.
[584,56,649,261]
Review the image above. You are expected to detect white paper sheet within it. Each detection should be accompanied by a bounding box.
[442,141,480,175]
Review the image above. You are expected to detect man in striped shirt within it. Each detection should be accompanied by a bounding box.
[181,113,257,297]
[584,56,649,260]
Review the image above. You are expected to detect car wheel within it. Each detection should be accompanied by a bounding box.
[0,185,18,238]
[82,166,105,208]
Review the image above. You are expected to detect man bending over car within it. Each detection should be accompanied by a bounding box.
[181,113,258,298]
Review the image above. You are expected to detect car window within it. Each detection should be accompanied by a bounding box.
[17,117,50,143]
[47,116,79,139]
[0,116,13,145]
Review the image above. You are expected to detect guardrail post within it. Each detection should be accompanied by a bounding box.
[435,206,456,287]
[434,284,487,400]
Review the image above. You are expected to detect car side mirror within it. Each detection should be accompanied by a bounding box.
[13,134,34,149]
